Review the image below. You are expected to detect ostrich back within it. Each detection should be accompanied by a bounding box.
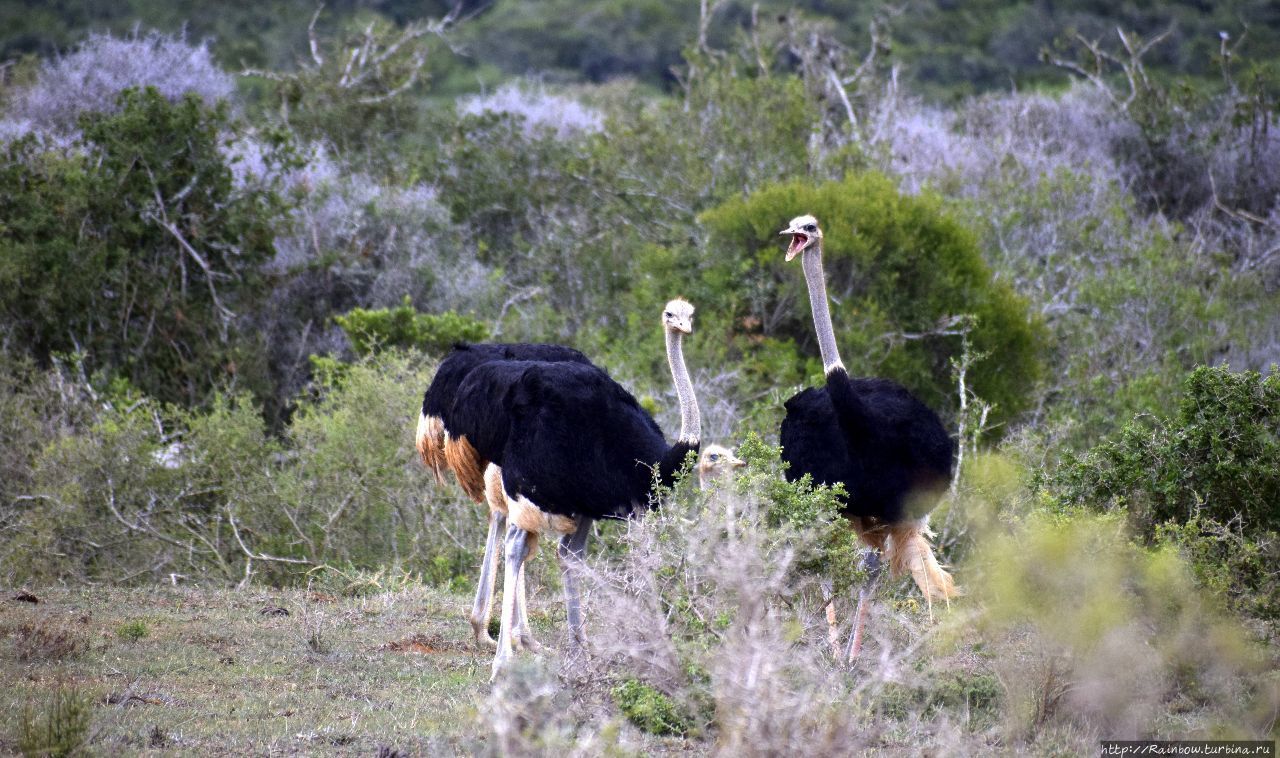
[456,360,685,521]
[780,376,953,523]
[420,342,591,420]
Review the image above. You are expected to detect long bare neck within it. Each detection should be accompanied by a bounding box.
[802,243,845,375]
[666,328,701,445]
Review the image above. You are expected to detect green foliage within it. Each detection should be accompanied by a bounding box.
[335,298,490,357]
[18,687,92,758]
[115,619,149,641]
[1051,365,1280,535]
[1155,516,1279,622]
[971,510,1265,741]
[611,678,689,737]
[2,353,456,587]
[732,433,859,580]
[1047,365,1280,620]
[466,0,697,85]
[691,173,1043,426]
[879,672,1002,725]
[0,87,287,407]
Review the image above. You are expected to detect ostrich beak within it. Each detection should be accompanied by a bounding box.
[781,227,809,261]
[671,318,692,334]
[731,455,746,469]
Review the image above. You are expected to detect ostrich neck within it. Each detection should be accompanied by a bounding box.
[802,243,845,375]
[666,328,701,445]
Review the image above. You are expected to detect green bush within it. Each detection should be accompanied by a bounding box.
[18,687,92,758]
[970,509,1267,741]
[335,298,490,357]
[0,87,288,407]
[611,678,688,737]
[683,173,1043,427]
[1048,365,1280,620]
[115,619,149,641]
[2,353,470,587]
[1051,365,1280,535]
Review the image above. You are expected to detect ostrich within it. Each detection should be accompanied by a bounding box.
[697,444,745,490]
[450,299,702,680]
[415,342,591,648]
[777,214,957,662]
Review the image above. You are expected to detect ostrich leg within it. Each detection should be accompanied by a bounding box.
[845,550,883,663]
[491,524,531,681]
[469,510,505,648]
[557,519,592,649]
[820,579,840,654]
[514,559,542,652]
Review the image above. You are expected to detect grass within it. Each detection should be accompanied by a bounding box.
[3,576,1269,755]
[0,584,557,755]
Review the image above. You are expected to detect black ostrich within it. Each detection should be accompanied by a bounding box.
[415,342,591,649]
[777,214,957,662]
[449,299,702,680]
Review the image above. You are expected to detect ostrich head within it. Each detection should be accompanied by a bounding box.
[780,214,823,261]
[662,298,695,334]
[697,444,745,489]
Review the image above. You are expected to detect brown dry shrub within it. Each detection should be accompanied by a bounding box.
[7,617,87,662]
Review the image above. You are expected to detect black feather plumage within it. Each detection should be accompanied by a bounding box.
[452,360,697,521]
[420,342,591,421]
[780,369,953,523]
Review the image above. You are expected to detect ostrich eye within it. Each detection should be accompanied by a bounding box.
[709,453,720,461]
[804,223,817,232]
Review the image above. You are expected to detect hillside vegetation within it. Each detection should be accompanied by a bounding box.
[1,3,1278,754]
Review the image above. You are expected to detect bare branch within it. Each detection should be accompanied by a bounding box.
[308,4,326,67]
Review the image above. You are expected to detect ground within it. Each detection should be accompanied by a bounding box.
[0,582,579,755]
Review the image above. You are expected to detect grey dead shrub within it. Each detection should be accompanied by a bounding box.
[12,31,234,135]
[245,145,497,400]
[571,449,880,755]
[479,660,625,757]
[879,85,1127,199]
[461,81,604,138]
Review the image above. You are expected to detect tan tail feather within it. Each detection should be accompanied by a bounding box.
[443,434,488,503]
[484,463,509,517]
[884,521,957,603]
[416,413,448,485]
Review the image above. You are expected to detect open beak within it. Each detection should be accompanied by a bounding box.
[780,227,809,261]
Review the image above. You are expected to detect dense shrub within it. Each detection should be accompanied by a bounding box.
[9,30,233,134]
[335,300,490,357]
[0,87,288,407]
[0,353,480,587]
[1052,365,1280,535]
[1048,365,1280,619]
[685,173,1044,427]
[971,511,1269,743]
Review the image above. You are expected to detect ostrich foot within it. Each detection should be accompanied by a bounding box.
[470,618,498,650]
[489,648,513,682]
[516,629,542,653]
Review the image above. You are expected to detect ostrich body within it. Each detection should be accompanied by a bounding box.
[452,300,702,680]
[415,342,591,647]
[777,214,957,661]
